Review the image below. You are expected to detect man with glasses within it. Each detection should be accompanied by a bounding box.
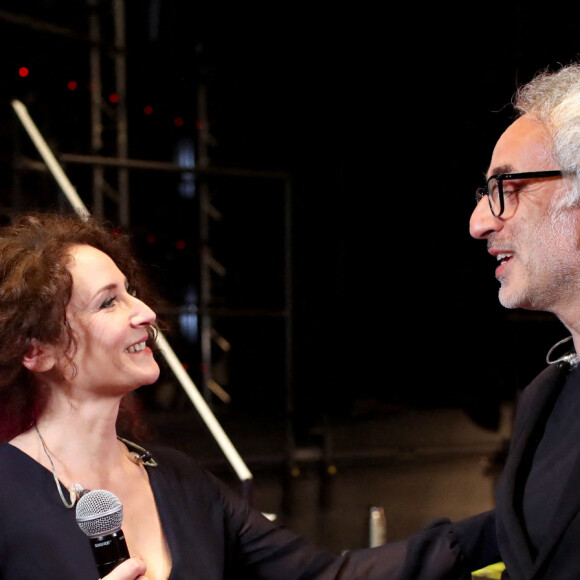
[386,63,580,579]
[466,64,580,577]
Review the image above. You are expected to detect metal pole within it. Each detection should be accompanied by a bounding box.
[11,99,253,483]
[197,80,213,403]
[283,177,296,475]
[113,0,129,227]
[88,0,105,219]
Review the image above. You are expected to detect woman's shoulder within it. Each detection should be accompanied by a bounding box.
[146,444,247,508]
[0,443,55,508]
[0,443,54,490]
[0,441,36,468]
[145,444,222,489]
[146,443,204,472]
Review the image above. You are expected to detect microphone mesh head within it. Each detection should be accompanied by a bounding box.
[75,490,124,538]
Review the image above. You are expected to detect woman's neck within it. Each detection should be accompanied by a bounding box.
[12,392,131,492]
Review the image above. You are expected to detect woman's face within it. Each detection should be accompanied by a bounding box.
[62,244,160,396]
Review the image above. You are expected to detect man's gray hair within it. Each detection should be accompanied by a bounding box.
[514,63,580,208]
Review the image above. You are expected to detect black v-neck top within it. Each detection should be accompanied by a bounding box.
[0,443,336,579]
[0,443,412,579]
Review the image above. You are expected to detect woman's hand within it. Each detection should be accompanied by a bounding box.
[100,557,149,580]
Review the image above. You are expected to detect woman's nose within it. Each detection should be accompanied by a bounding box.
[129,296,156,327]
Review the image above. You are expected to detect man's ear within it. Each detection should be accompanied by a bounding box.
[22,339,58,373]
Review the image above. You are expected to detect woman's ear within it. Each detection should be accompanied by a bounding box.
[22,339,58,373]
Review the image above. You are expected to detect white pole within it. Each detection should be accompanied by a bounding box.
[10,99,253,483]
[155,333,253,481]
[11,100,90,219]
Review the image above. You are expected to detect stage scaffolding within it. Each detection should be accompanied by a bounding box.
[3,1,311,486]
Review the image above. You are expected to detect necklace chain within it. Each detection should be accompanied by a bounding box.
[35,424,77,508]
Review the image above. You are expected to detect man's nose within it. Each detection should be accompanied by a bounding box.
[470,196,503,239]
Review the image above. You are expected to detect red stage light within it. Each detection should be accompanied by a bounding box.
[67,80,78,91]
[109,93,119,103]
[144,105,154,115]
[18,67,29,78]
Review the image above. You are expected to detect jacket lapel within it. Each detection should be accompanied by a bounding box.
[495,364,567,579]
[531,366,580,576]
[529,454,580,577]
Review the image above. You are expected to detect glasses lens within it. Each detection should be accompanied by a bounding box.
[487,176,502,216]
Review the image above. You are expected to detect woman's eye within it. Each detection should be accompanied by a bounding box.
[100,296,116,309]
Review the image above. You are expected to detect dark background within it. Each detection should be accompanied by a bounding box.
[0,2,576,448]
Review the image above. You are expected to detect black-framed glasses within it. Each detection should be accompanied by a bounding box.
[475,170,563,217]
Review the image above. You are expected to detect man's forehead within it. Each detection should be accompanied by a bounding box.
[487,116,554,177]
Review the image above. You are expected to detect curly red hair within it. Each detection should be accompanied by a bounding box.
[0,212,159,441]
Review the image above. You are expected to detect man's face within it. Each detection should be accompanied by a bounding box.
[470,115,580,315]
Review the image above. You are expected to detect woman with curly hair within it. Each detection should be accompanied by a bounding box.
[0,211,413,580]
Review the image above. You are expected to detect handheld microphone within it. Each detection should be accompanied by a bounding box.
[75,489,130,576]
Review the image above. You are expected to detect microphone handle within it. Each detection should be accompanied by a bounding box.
[89,529,130,576]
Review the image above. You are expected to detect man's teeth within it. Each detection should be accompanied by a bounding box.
[497,253,513,263]
[125,341,146,353]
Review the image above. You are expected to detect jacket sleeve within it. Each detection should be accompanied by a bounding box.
[216,459,499,579]
[155,446,500,579]
[360,510,500,580]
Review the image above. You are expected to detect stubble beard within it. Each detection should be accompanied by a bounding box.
[497,207,579,312]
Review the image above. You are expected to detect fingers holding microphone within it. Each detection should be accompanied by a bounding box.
[101,556,149,580]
